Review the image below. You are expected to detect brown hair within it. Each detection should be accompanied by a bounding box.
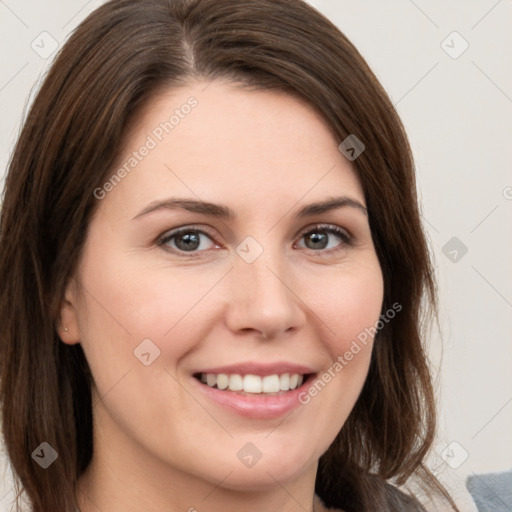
[0,0,457,510]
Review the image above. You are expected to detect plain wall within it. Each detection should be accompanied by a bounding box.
[1,0,511,510]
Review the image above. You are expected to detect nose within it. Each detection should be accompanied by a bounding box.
[224,245,306,339]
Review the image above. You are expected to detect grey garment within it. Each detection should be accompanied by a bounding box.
[466,469,512,512]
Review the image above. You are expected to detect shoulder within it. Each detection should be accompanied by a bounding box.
[314,482,427,512]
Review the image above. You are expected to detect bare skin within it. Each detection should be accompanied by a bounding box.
[59,80,383,512]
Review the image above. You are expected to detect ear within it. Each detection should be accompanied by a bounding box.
[58,282,81,345]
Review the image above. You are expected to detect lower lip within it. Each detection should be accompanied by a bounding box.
[191,376,313,419]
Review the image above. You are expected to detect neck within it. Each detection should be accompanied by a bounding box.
[77,466,318,512]
[76,404,319,512]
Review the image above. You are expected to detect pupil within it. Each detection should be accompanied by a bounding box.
[306,232,327,249]
[176,232,200,251]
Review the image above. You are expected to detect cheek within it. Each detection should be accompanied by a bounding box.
[74,241,229,386]
[310,260,384,356]
[296,260,383,429]
[71,228,385,485]
[73,251,223,436]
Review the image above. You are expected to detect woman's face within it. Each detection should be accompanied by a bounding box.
[62,80,383,492]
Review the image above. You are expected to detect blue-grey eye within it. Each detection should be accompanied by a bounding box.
[161,229,216,252]
[297,226,350,251]
[304,232,328,249]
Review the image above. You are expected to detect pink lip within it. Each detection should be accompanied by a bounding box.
[190,371,315,420]
[192,361,316,377]
[192,379,311,419]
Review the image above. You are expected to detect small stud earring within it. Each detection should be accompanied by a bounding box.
[64,327,68,332]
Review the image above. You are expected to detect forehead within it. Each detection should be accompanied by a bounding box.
[100,80,364,216]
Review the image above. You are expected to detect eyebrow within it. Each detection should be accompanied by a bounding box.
[132,195,367,220]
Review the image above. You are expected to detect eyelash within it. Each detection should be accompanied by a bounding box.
[157,223,353,257]
[296,224,353,252]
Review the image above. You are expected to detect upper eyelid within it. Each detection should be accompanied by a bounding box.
[157,225,218,244]
[297,223,351,237]
[158,223,352,249]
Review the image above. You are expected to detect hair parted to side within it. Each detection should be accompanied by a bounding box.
[0,0,458,511]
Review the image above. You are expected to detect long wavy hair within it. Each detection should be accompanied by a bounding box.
[0,0,457,510]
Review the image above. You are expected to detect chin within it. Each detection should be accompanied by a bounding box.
[212,461,312,492]
[194,438,319,491]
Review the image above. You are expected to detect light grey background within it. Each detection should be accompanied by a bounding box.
[1,0,511,510]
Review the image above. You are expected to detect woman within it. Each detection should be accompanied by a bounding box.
[0,0,459,510]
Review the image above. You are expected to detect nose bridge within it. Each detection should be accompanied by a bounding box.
[226,239,304,337]
[247,249,287,300]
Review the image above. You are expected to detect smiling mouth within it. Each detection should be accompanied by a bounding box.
[193,372,313,395]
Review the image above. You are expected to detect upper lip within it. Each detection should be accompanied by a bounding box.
[193,361,316,377]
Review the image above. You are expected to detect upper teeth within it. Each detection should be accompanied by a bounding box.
[199,373,304,393]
